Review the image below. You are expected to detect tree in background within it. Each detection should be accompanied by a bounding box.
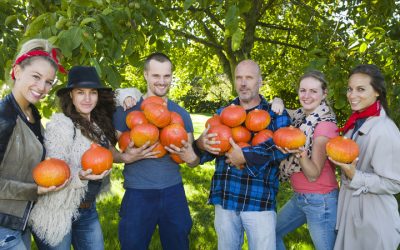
[0,0,399,124]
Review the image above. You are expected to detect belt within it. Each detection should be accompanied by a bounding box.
[79,201,93,209]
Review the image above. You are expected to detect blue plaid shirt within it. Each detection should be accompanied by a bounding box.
[199,95,291,211]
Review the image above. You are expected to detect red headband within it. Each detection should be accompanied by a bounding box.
[11,48,67,80]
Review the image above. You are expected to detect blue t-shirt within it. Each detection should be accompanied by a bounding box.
[113,97,193,189]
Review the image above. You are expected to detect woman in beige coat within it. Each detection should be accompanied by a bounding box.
[330,64,400,250]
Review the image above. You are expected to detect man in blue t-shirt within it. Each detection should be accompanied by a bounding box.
[113,53,199,250]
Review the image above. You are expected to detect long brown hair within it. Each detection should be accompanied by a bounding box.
[58,89,117,145]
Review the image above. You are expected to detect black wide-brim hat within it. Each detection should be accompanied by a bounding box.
[57,66,111,96]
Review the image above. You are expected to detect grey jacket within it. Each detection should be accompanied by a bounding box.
[0,94,43,230]
[335,110,400,250]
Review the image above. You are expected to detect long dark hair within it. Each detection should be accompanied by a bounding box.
[349,64,390,117]
[58,89,117,145]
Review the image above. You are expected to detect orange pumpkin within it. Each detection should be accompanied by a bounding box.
[251,129,274,146]
[160,124,188,148]
[130,123,159,147]
[170,111,185,127]
[273,127,306,149]
[208,124,233,154]
[33,158,70,187]
[81,144,113,175]
[220,104,246,127]
[245,109,271,132]
[170,153,184,164]
[143,102,171,128]
[205,114,222,128]
[326,136,359,163]
[118,131,131,152]
[126,111,148,129]
[231,126,251,143]
[152,142,167,158]
[140,96,166,110]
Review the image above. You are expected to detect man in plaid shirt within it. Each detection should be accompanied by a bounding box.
[194,60,291,250]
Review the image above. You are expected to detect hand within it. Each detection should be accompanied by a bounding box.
[276,146,305,158]
[196,125,221,155]
[225,138,246,169]
[328,156,358,180]
[122,141,160,163]
[164,140,198,165]
[37,178,70,195]
[271,97,284,115]
[79,168,111,181]
[123,96,137,111]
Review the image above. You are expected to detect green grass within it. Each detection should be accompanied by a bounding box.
[32,113,314,250]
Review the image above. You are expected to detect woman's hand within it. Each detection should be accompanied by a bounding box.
[37,178,70,195]
[271,97,285,115]
[328,157,358,180]
[79,169,111,181]
[122,96,137,111]
[276,146,306,158]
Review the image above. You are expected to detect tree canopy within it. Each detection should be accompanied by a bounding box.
[1,0,399,124]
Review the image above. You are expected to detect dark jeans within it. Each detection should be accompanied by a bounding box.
[118,183,192,250]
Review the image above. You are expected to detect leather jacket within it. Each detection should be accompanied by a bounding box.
[0,94,44,230]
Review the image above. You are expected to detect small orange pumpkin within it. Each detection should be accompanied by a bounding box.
[160,124,188,148]
[143,103,171,128]
[152,142,167,158]
[251,129,274,146]
[126,111,148,129]
[245,109,271,132]
[273,127,306,149]
[205,114,222,128]
[220,104,247,127]
[231,126,251,143]
[130,123,159,147]
[208,124,233,154]
[33,158,70,187]
[140,96,166,110]
[81,144,113,175]
[118,131,131,152]
[326,136,359,163]
[170,111,185,127]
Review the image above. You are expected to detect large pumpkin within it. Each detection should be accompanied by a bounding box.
[245,109,271,132]
[251,129,274,146]
[81,144,113,175]
[231,126,251,143]
[143,102,171,128]
[152,142,167,158]
[160,124,188,148]
[205,114,222,128]
[33,158,70,187]
[130,123,159,147]
[118,130,131,152]
[273,127,306,149]
[170,111,185,127]
[140,96,166,110]
[126,111,148,129]
[326,136,359,163]
[220,104,246,127]
[208,124,232,154]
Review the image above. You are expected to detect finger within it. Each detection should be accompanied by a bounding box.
[228,138,237,147]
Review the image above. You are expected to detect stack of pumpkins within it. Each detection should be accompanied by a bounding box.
[118,96,188,164]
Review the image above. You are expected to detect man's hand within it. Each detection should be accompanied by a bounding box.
[196,125,221,155]
[164,140,199,166]
[225,138,246,169]
[121,141,160,163]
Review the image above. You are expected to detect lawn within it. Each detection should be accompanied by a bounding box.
[32,114,314,250]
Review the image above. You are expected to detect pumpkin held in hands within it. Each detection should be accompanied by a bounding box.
[273,127,306,149]
[130,123,159,147]
[326,136,359,163]
[208,124,233,154]
[251,129,274,146]
[160,124,188,148]
[118,130,131,152]
[220,104,246,127]
[231,126,251,143]
[33,158,70,187]
[81,144,113,175]
[245,109,271,132]
[126,111,148,129]
[143,103,171,128]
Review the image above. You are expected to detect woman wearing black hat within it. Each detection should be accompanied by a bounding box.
[29,66,139,250]
[0,38,66,250]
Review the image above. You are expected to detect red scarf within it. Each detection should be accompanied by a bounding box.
[339,101,381,134]
[11,48,67,80]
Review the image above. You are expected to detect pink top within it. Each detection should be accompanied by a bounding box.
[291,121,339,194]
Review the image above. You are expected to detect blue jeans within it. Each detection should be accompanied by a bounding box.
[118,183,192,250]
[276,189,338,250]
[214,205,277,250]
[0,226,30,250]
[33,204,104,250]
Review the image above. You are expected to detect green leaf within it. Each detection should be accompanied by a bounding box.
[183,0,195,11]
[225,5,239,36]
[5,15,17,27]
[359,42,368,53]
[25,13,51,37]
[80,17,97,26]
[57,27,83,58]
[231,29,243,51]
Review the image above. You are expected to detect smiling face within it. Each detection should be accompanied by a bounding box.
[70,88,98,120]
[13,57,56,106]
[347,73,379,112]
[298,77,326,115]
[144,59,172,98]
[234,60,262,107]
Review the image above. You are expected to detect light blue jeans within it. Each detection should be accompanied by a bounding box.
[276,189,338,250]
[0,226,30,250]
[214,205,277,250]
[33,204,104,250]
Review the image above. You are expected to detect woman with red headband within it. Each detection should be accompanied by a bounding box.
[331,65,400,250]
[0,39,66,249]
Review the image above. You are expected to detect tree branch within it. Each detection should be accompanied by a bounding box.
[256,22,292,31]
[254,37,307,50]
